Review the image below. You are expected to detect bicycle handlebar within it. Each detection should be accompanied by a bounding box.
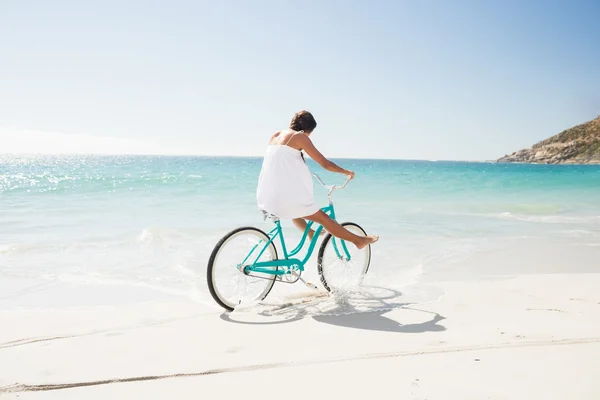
[312,173,352,192]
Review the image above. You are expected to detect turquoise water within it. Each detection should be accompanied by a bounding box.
[2,155,600,309]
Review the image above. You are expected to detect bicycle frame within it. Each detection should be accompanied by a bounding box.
[242,203,352,276]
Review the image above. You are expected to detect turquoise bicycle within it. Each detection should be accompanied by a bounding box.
[206,174,372,311]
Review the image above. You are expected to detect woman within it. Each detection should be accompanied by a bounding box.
[256,110,378,250]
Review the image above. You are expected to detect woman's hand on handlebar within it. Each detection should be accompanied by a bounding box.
[345,170,355,180]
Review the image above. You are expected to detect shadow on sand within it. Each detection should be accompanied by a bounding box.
[220,285,446,334]
[313,309,445,333]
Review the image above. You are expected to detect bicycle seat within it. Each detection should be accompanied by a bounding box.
[260,210,280,222]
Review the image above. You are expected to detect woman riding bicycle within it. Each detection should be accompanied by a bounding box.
[256,110,378,250]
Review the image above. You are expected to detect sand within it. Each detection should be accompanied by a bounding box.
[1,273,600,399]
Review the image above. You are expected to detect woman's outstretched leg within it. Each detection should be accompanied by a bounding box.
[303,211,378,250]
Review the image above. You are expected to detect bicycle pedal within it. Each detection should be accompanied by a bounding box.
[304,281,319,290]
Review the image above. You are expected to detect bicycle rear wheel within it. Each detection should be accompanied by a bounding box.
[207,227,278,311]
[317,222,371,292]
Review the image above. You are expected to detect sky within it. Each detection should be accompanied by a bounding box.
[1,0,599,160]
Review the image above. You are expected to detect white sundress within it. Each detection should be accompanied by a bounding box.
[256,139,320,219]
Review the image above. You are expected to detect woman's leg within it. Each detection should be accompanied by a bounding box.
[292,217,323,240]
[292,218,307,232]
[303,211,378,250]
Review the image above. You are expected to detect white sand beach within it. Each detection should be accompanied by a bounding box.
[1,271,599,399]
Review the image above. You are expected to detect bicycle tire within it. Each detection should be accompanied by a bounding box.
[207,226,278,311]
[317,222,371,292]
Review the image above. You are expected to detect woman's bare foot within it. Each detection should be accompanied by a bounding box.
[356,235,379,250]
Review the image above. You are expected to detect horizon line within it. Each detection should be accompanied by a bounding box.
[0,152,497,163]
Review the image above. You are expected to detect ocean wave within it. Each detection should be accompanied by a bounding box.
[443,210,600,224]
[57,273,207,302]
[0,267,210,305]
[134,227,224,247]
[135,227,191,245]
[0,243,38,254]
[495,212,600,224]
[1,228,215,256]
[557,229,599,238]
[0,239,130,255]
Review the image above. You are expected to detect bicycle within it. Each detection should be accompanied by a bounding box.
[206,174,372,312]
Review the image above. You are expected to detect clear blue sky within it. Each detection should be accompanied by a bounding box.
[1,0,599,159]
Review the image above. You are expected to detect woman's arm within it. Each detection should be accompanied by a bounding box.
[296,135,354,179]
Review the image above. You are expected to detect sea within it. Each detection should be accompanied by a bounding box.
[2,155,600,311]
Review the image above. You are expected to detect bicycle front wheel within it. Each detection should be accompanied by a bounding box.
[317,222,371,292]
[207,227,278,311]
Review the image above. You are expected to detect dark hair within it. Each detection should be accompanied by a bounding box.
[290,110,317,133]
